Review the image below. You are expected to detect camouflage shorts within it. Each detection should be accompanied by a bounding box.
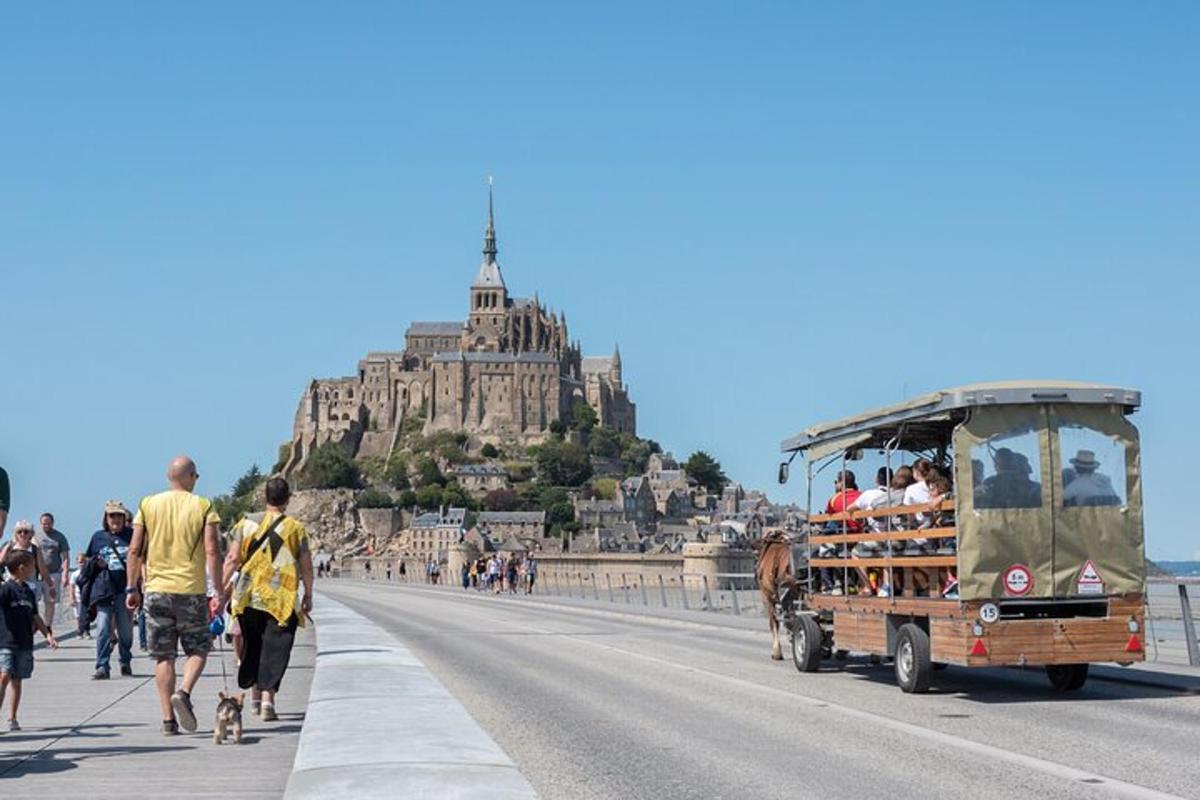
[145,593,211,661]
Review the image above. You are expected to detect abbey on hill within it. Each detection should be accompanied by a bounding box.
[282,188,636,475]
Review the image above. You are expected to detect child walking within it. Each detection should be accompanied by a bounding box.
[1,548,59,731]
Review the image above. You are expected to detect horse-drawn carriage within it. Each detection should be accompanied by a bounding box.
[772,381,1146,693]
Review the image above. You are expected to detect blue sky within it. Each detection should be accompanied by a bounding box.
[2,3,1197,559]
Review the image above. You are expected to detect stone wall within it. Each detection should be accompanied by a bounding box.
[337,547,758,591]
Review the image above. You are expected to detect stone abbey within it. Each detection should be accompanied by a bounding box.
[282,188,636,475]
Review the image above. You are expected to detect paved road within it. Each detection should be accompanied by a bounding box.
[320,581,1200,800]
[0,622,313,797]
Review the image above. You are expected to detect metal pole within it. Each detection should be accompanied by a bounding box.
[702,575,711,611]
[591,573,600,601]
[681,576,690,610]
[1180,584,1200,667]
[606,573,615,603]
[731,576,741,616]
[640,574,649,606]
[622,573,631,604]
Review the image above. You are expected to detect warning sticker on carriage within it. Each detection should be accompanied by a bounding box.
[1002,564,1033,597]
[1076,560,1104,595]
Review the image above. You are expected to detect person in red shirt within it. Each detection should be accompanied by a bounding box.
[825,471,863,532]
[815,470,862,595]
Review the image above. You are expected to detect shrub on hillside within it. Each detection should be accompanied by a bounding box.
[357,488,396,509]
[298,443,362,490]
[536,439,592,487]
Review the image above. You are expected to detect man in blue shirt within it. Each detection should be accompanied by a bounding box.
[85,501,134,679]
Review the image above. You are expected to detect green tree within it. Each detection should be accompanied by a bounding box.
[299,443,361,490]
[536,439,593,486]
[591,477,619,501]
[414,456,446,488]
[414,484,444,509]
[357,488,396,508]
[398,489,418,509]
[440,481,476,510]
[484,488,520,511]
[383,455,410,490]
[548,419,567,436]
[570,397,598,434]
[619,435,653,476]
[685,450,728,494]
[232,464,263,498]
[588,427,621,459]
[480,443,500,459]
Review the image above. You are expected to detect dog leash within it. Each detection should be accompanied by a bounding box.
[209,613,231,694]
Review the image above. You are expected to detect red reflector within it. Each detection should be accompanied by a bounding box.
[970,637,988,657]
[1125,634,1143,653]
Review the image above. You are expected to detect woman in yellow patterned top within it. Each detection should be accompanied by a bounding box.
[224,477,313,721]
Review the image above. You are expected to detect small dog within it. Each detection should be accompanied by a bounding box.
[214,691,245,745]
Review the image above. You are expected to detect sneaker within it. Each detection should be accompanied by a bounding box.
[944,586,960,599]
[170,691,197,733]
[8,719,20,732]
[260,703,277,722]
[250,700,262,717]
[161,720,179,736]
[877,584,893,598]
[92,668,110,680]
[120,664,133,677]
[829,586,844,597]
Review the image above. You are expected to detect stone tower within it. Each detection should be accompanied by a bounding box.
[466,180,507,353]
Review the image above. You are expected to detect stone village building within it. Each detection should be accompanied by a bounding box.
[282,188,636,475]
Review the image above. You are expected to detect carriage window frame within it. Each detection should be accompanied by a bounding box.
[968,424,1045,511]
[1056,422,1128,509]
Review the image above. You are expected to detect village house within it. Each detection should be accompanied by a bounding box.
[452,463,508,496]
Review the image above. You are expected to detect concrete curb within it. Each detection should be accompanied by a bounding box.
[284,593,539,799]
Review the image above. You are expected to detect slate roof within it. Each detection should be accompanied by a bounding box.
[431,351,558,364]
[453,464,507,476]
[406,322,464,337]
[581,357,614,374]
[472,258,506,289]
[478,511,546,525]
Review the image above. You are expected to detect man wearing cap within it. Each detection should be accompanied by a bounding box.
[36,513,71,625]
[1063,450,1120,507]
[126,456,223,736]
[85,502,135,679]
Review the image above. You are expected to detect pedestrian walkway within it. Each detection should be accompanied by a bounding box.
[0,621,314,796]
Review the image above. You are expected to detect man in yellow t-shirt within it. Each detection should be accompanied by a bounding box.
[126,456,223,736]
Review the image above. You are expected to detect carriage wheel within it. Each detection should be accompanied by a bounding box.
[895,624,933,693]
[1046,664,1089,692]
[791,615,823,673]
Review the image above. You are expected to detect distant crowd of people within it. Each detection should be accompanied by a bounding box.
[0,458,313,735]
[357,552,539,596]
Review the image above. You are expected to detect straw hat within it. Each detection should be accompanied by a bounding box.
[1069,450,1100,469]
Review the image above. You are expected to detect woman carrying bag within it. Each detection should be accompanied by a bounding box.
[223,477,313,721]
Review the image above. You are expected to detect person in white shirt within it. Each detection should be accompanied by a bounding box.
[850,468,915,595]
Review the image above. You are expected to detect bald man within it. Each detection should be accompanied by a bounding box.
[126,456,223,736]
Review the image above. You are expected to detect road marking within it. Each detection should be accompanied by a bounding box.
[333,582,1187,800]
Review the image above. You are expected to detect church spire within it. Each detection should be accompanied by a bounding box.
[483,176,497,264]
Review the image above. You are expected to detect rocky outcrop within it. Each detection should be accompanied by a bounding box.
[288,489,366,559]
[288,488,410,560]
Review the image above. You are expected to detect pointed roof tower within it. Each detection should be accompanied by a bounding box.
[473,177,506,289]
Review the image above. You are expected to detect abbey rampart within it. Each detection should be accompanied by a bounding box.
[282,191,635,475]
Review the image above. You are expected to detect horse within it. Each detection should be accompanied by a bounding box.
[755,529,796,660]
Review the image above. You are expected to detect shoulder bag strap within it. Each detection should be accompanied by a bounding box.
[244,514,288,564]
